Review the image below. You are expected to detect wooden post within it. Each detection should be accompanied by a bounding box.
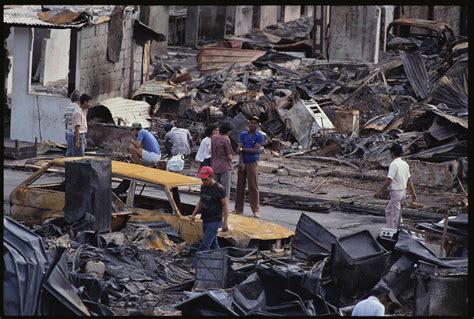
[439,211,449,257]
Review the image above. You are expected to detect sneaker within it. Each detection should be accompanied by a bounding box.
[232,211,243,215]
[253,212,261,218]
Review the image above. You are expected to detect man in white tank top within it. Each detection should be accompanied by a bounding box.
[374,144,417,229]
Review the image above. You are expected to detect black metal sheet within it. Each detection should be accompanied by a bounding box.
[175,290,239,316]
[291,213,336,261]
[3,216,49,316]
[399,50,429,99]
[42,251,91,316]
[395,231,468,268]
[337,230,386,261]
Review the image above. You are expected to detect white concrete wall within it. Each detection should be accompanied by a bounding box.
[283,5,301,22]
[234,5,253,36]
[40,29,70,85]
[10,27,68,144]
[328,6,382,63]
[259,6,278,29]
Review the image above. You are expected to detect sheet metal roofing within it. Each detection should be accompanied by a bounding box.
[3,5,132,29]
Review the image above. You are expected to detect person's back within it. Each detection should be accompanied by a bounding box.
[138,129,161,155]
[211,133,232,173]
[352,296,385,316]
[165,127,191,155]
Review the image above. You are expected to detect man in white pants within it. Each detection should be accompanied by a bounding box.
[374,144,416,229]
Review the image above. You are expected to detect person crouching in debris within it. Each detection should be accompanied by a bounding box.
[235,116,264,218]
[190,166,229,267]
[164,123,193,157]
[352,286,392,316]
[195,123,218,167]
[129,122,161,165]
[211,121,234,199]
[64,90,81,156]
[71,94,92,156]
[374,143,416,229]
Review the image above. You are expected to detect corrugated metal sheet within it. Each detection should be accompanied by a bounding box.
[3,5,127,28]
[4,6,89,28]
[132,79,188,100]
[196,47,266,73]
[99,97,151,128]
[400,51,429,100]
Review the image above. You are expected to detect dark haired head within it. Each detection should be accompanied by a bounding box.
[389,144,403,157]
[219,121,233,135]
[369,286,390,298]
[204,123,218,137]
[80,94,92,105]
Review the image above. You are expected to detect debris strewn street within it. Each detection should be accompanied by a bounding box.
[3,5,469,317]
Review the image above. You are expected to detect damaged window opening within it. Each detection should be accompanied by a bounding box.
[29,28,71,97]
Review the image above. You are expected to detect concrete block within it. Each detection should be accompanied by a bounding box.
[407,159,459,189]
[276,168,289,176]
[259,161,280,173]
[285,166,316,177]
[85,260,105,279]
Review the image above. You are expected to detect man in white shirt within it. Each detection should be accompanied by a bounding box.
[71,94,92,157]
[374,144,416,229]
[164,123,193,157]
[352,286,391,316]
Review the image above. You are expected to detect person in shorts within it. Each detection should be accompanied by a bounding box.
[129,122,161,164]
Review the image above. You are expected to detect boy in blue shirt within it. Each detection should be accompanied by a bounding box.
[235,116,265,218]
[129,122,161,164]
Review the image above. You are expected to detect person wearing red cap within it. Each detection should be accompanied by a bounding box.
[190,166,229,266]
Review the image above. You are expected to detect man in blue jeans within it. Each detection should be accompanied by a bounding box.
[190,166,229,267]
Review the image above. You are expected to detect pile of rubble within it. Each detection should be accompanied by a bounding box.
[4,211,468,316]
[122,16,468,174]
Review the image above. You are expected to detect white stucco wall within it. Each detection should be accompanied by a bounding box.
[40,29,71,85]
[10,27,69,144]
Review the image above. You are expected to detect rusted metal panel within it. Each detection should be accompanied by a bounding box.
[132,79,188,100]
[196,47,266,73]
[99,97,151,128]
[3,5,125,28]
[390,18,454,34]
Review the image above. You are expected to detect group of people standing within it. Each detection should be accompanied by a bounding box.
[194,116,264,218]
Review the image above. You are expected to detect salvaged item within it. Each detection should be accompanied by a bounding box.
[330,230,391,297]
[413,261,468,316]
[65,158,112,233]
[10,157,293,249]
[291,213,337,261]
[196,47,266,73]
[194,248,231,290]
[4,138,38,159]
[283,99,335,149]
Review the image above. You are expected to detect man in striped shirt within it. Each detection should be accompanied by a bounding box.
[64,90,81,156]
